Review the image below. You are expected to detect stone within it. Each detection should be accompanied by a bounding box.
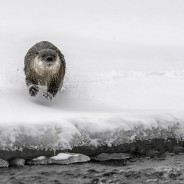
[146,179,158,183]
[49,153,90,165]
[146,150,159,158]
[9,158,25,166]
[93,153,130,161]
[27,156,50,165]
[173,146,184,154]
[0,158,9,167]
[153,167,181,179]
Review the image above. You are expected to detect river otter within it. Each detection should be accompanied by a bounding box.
[24,41,65,100]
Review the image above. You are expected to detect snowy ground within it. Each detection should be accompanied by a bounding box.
[0,0,184,150]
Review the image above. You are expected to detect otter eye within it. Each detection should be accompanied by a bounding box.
[36,52,39,55]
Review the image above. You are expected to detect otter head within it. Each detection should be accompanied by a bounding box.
[32,48,61,78]
[35,49,58,67]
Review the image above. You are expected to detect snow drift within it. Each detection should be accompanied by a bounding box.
[0,0,184,151]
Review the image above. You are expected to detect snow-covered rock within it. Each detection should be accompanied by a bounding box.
[27,156,50,165]
[49,153,90,165]
[0,159,9,168]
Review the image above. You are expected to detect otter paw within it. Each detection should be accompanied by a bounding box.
[43,92,54,100]
[29,85,39,96]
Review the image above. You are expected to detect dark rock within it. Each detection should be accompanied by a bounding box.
[49,153,90,165]
[146,150,159,158]
[166,138,177,152]
[92,178,99,184]
[27,156,50,165]
[122,170,141,178]
[9,158,25,166]
[152,167,181,179]
[93,153,130,161]
[151,139,166,154]
[173,146,184,154]
[0,158,9,167]
[0,148,55,161]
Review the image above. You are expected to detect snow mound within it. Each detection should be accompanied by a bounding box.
[1,0,184,151]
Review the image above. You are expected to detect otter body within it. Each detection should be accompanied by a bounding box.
[24,41,65,100]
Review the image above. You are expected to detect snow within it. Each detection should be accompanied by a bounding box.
[33,156,47,161]
[50,153,78,160]
[0,0,184,150]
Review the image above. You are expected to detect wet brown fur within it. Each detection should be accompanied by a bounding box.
[24,41,66,98]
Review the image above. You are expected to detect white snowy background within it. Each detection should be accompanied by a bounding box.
[0,0,184,149]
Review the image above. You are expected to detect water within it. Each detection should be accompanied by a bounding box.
[0,163,124,184]
[1,156,184,184]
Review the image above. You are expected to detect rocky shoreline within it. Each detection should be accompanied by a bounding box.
[1,137,184,184]
[0,138,184,168]
[1,153,184,184]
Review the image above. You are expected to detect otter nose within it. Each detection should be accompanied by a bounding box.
[46,56,53,62]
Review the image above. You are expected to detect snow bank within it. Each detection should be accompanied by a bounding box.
[0,0,184,151]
